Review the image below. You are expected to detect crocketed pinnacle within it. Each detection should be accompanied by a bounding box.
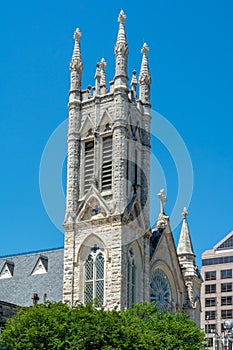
[116,10,127,47]
[177,208,195,256]
[139,43,151,104]
[99,58,107,86]
[139,43,151,83]
[71,28,83,69]
[114,10,129,86]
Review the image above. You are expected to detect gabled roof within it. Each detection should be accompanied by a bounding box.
[214,231,233,251]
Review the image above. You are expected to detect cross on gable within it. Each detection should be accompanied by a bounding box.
[158,188,167,215]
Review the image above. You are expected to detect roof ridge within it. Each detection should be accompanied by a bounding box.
[0,246,64,259]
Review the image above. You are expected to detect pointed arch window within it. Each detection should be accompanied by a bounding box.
[84,248,105,306]
[127,248,136,308]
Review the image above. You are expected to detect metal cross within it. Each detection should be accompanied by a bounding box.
[158,189,167,214]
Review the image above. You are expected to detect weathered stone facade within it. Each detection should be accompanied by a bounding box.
[63,11,151,309]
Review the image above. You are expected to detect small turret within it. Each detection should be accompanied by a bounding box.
[114,10,129,91]
[139,43,151,105]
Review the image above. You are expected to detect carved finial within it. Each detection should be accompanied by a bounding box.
[70,28,83,75]
[141,42,149,55]
[158,189,167,215]
[118,10,126,24]
[182,207,188,220]
[99,58,107,87]
[71,28,82,62]
[73,28,81,42]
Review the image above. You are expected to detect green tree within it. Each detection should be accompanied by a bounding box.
[0,302,206,350]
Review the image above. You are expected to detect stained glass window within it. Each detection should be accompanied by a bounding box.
[84,250,105,306]
[150,269,171,312]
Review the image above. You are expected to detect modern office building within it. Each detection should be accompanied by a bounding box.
[201,231,233,348]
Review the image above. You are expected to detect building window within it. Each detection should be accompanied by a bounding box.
[205,271,216,281]
[84,250,105,306]
[205,284,216,294]
[221,282,232,293]
[205,297,216,307]
[221,296,232,306]
[205,324,216,333]
[205,311,216,320]
[221,269,232,279]
[217,235,233,251]
[221,310,233,319]
[101,136,112,191]
[202,256,233,266]
[127,248,136,308]
[84,141,94,194]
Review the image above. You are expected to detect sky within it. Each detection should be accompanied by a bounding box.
[0,0,232,267]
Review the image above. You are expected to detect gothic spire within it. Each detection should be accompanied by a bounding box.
[114,10,129,90]
[69,28,83,96]
[139,43,151,105]
[177,208,195,256]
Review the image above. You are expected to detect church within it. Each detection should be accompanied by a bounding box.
[0,11,202,325]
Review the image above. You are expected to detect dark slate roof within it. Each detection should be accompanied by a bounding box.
[0,248,64,306]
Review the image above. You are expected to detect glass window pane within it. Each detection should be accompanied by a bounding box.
[85,255,93,281]
[221,269,232,279]
[84,282,93,304]
[96,253,104,280]
[96,280,104,306]
[221,283,232,293]
[205,284,216,294]
[205,298,216,307]
[205,271,216,281]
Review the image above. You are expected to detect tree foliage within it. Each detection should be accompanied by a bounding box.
[0,302,206,350]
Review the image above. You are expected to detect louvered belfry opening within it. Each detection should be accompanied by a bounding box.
[101,136,112,191]
[84,140,94,194]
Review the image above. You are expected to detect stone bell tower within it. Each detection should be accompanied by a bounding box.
[63,10,152,310]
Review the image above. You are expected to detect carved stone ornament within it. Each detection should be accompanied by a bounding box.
[70,59,82,71]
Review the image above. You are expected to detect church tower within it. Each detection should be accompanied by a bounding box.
[63,11,152,309]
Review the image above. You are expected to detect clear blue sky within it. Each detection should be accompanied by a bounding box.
[0,0,232,267]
